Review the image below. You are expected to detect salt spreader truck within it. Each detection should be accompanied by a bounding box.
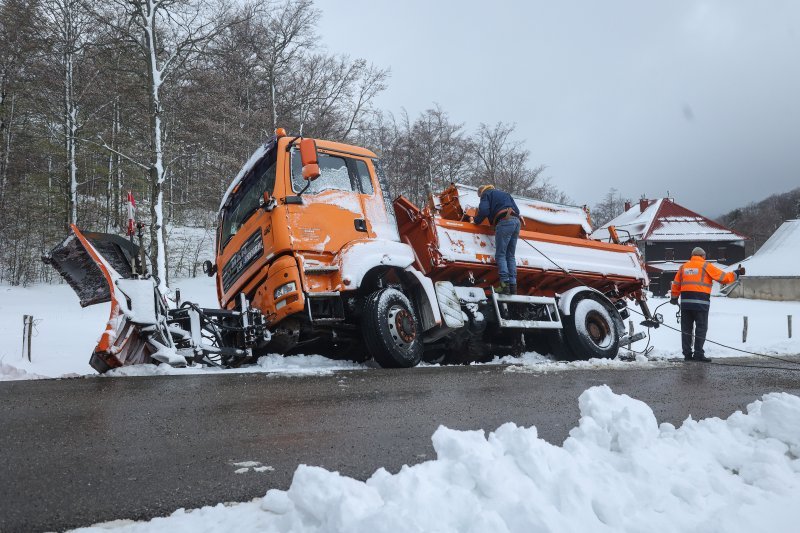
[45,130,655,373]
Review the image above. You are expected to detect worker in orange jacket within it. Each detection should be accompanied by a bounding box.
[670,247,744,362]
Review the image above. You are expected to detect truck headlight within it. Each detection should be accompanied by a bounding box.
[274,282,297,300]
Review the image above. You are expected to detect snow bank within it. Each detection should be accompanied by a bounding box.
[71,386,800,532]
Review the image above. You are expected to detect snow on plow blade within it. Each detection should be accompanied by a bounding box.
[43,225,184,373]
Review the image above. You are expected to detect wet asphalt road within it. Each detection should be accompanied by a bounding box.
[1,357,800,532]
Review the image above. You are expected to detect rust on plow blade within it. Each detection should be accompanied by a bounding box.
[44,225,271,374]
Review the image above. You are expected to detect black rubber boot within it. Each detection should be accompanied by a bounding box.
[508,284,517,295]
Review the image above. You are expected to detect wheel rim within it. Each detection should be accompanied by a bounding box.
[387,306,416,350]
[584,309,613,349]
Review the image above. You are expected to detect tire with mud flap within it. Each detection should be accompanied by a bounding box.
[362,288,423,368]
[562,293,621,360]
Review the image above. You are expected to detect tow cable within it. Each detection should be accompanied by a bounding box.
[518,237,800,371]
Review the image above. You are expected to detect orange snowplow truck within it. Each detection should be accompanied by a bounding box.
[45,130,655,372]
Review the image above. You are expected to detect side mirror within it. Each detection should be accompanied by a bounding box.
[262,190,276,211]
[202,260,216,277]
[299,138,320,181]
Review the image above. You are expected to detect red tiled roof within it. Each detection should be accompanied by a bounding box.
[592,198,747,242]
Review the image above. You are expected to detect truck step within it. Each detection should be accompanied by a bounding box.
[490,289,563,330]
[304,265,340,274]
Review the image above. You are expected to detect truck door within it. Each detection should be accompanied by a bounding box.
[285,148,377,254]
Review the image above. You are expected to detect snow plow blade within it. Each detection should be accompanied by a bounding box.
[43,225,177,372]
[43,225,140,307]
[43,225,271,374]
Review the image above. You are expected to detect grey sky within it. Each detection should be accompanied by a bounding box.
[313,0,800,216]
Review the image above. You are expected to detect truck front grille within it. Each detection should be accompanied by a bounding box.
[222,230,264,292]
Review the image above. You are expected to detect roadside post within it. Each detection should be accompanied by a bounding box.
[22,315,33,361]
[742,316,748,343]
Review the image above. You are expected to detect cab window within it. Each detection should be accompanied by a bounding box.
[291,150,373,194]
[221,156,276,250]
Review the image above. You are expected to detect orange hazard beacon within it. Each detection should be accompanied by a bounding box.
[45,130,656,373]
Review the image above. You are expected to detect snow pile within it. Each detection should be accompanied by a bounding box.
[102,354,367,378]
[72,386,800,532]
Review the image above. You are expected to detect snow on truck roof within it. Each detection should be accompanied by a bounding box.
[454,184,593,234]
[592,198,746,243]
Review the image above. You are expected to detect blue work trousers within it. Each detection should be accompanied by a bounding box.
[494,216,521,284]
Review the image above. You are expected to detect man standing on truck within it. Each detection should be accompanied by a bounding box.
[473,184,521,295]
[670,247,745,362]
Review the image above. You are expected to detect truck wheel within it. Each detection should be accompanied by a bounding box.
[563,293,620,360]
[362,288,423,368]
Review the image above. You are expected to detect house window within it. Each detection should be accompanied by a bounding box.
[717,247,727,261]
[664,248,675,261]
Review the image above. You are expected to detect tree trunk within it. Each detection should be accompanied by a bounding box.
[0,94,14,211]
[63,1,78,228]
[144,0,169,292]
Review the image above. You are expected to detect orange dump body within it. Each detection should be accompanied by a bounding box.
[396,184,647,299]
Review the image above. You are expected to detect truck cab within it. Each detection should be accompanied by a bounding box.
[215,131,424,360]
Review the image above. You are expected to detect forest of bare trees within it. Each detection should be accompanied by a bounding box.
[0,0,562,286]
[717,187,800,256]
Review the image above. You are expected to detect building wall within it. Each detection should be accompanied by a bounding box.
[643,240,746,264]
[727,277,800,301]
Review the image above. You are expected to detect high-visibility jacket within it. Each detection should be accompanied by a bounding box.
[671,255,738,310]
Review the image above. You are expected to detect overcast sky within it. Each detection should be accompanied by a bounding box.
[312,0,800,216]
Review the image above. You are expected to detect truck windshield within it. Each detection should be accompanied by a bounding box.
[290,150,373,194]
[221,154,276,249]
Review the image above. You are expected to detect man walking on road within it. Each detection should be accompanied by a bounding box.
[474,184,521,295]
[670,247,744,362]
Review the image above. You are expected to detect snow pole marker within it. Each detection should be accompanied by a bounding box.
[789,315,792,339]
[126,191,136,239]
[22,315,33,361]
[742,316,748,343]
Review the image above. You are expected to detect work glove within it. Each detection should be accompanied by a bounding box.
[670,297,679,306]
[735,265,746,276]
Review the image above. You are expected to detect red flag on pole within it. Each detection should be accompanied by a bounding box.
[126,191,136,236]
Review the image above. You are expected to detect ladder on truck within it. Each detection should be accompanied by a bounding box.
[489,288,563,330]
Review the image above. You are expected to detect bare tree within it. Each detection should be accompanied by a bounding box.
[102,0,236,291]
[40,0,100,227]
[0,0,41,210]
[260,0,318,131]
[592,187,630,227]
[472,122,548,197]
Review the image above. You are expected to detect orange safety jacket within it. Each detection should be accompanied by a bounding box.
[671,255,738,310]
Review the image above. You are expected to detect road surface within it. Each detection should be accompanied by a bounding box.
[1,357,799,532]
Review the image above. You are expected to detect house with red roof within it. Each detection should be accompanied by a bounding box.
[591,198,748,296]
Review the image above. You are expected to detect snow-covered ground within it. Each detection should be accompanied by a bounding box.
[69,385,800,533]
[3,279,799,532]
[0,277,798,381]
